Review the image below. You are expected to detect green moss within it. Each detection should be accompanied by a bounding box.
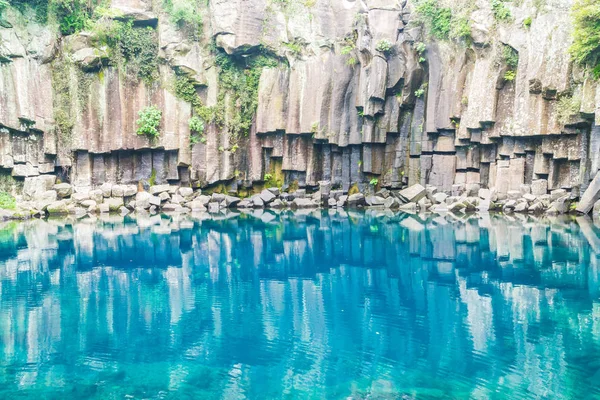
[523,16,532,28]
[149,168,157,186]
[570,0,600,78]
[212,47,279,140]
[51,55,75,163]
[92,20,159,84]
[556,94,582,125]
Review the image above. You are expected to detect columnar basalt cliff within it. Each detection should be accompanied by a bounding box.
[0,0,599,210]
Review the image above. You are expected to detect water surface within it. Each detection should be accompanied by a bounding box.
[1,210,600,399]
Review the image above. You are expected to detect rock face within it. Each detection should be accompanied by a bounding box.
[0,0,597,209]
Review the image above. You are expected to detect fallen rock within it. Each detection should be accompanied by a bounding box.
[149,185,170,195]
[259,189,276,203]
[291,198,318,209]
[54,183,73,198]
[136,192,152,209]
[577,171,600,214]
[531,179,548,196]
[347,193,366,206]
[398,184,426,203]
[365,195,385,206]
[47,200,68,215]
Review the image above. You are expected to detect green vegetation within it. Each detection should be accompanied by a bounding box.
[0,192,16,210]
[415,84,427,98]
[369,178,379,186]
[501,45,518,82]
[375,39,393,54]
[491,0,511,21]
[556,94,581,124]
[189,116,206,144]
[504,70,516,81]
[136,106,162,138]
[162,0,203,33]
[51,0,95,35]
[94,20,159,83]
[414,0,452,39]
[264,173,273,181]
[570,0,600,79]
[413,0,472,41]
[212,48,279,139]
[282,40,303,56]
[523,16,532,28]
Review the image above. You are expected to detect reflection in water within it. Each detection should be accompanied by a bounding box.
[1,210,600,399]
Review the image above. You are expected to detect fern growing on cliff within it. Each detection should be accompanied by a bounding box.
[570,0,600,78]
[136,106,162,138]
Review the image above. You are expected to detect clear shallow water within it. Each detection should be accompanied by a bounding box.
[1,210,600,399]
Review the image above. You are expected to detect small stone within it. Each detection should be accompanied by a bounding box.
[149,196,161,207]
[384,197,400,209]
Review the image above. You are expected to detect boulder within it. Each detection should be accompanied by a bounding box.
[89,189,104,204]
[197,195,211,206]
[188,200,207,212]
[123,185,138,197]
[105,197,124,211]
[159,192,170,202]
[398,202,418,212]
[135,192,153,209]
[523,193,537,202]
[347,193,366,206]
[270,199,285,209]
[433,192,448,204]
[328,198,337,207]
[365,195,386,206]
[577,171,600,214]
[178,187,194,199]
[550,189,567,202]
[72,192,90,203]
[531,179,548,196]
[398,184,426,203]
[252,196,264,208]
[47,200,68,215]
[337,195,348,207]
[267,187,281,196]
[149,195,161,206]
[54,183,73,198]
[384,197,400,209]
[291,198,317,209]
[98,203,110,213]
[100,182,113,197]
[111,185,125,197]
[149,184,170,195]
[224,195,241,207]
[514,202,528,212]
[259,189,276,203]
[23,175,56,200]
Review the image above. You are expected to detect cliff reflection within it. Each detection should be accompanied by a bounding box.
[1,211,600,399]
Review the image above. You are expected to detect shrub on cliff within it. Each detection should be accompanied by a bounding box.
[136,106,162,138]
[570,0,600,78]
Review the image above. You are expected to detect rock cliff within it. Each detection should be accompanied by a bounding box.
[0,0,598,203]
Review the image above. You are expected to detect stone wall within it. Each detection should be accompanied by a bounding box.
[0,0,598,198]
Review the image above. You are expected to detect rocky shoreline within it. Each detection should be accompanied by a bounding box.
[2,175,599,221]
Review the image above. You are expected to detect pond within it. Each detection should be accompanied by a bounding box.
[0,210,600,399]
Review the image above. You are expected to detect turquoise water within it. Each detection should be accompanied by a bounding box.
[1,211,600,399]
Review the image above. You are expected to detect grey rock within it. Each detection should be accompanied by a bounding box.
[47,200,68,215]
[252,196,264,208]
[105,197,124,211]
[54,183,73,198]
[149,185,170,195]
[149,196,161,207]
[259,189,276,203]
[291,198,317,209]
[399,184,426,203]
[270,199,285,209]
[531,180,548,196]
[89,189,104,204]
[123,185,138,197]
[577,172,600,214]
[384,196,400,209]
[136,192,152,209]
[267,187,280,196]
[347,193,366,206]
[365,195,386,206]
[433,192,448,204]
[100,182,113,197]
[550,189,567,202]
[178,187,194,199]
